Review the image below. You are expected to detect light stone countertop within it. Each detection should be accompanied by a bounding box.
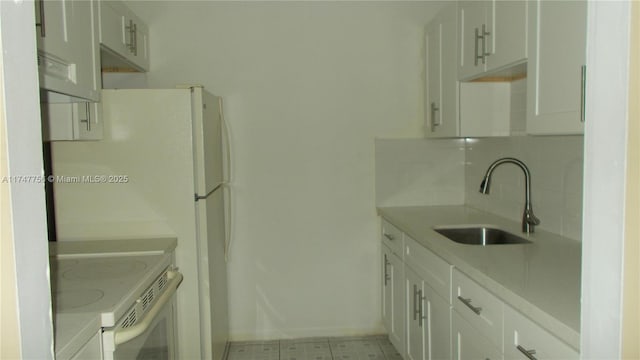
[377,205,581,350]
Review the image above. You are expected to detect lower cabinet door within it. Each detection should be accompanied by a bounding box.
[382,245,405,356]
[424,284,451,360]
[406,266,451,360]
[452,311,502,360]
[406,267,425,360]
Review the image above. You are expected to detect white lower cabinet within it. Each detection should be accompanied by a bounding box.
[380,217,579,360]
[382,244,405,356]
[452,269,503,348]
[504,306,579,360]
[405,266,451,360]
[452,311,502,360]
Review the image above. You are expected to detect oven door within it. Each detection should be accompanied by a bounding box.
[102,270,182,360]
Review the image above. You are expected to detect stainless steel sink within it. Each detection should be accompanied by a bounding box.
[433,226,531,245]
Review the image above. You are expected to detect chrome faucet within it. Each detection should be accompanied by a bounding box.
[479,157,540,233]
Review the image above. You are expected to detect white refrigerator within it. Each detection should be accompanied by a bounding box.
[51,86,230,360]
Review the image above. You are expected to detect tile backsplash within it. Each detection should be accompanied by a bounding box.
[375,138,465,207]
[464,136,584,240]
[375,135,584,240]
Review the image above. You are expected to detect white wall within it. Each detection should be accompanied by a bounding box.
[128,1,443,340]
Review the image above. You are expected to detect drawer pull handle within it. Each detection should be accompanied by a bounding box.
[516,345,537,360]
[457,296,482,315]
[413,285,419,320]
[383,233,395,241]
[383,254,390,286]
[418,290,426,327]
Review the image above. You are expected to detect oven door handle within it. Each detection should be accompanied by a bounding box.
[114,270,183,345]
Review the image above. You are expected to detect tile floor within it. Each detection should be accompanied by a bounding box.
[226,336,402,360]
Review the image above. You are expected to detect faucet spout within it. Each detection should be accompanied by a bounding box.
[479,157,540,233]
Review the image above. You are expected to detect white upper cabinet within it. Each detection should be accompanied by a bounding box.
[457,1,527,81]
[425,3,459,138]
[526,0,587,135]
[99,0,150,72]
[35,0,101,102]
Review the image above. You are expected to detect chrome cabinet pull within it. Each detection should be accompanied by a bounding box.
[580,65,587,123]
[457,296,482,315]
[132,23,138,56]
[481,23,491,63]
[35,0,46,37]
[474,28,481,66]
[418,290,426,327]
[516,345,538,360]
[383,255,390,286]
[79,103,91,131]
[383,233,395,241]
[126,20,135,53]
[430,102,440,132]
[413,285,419,320]
[474,25,491,66]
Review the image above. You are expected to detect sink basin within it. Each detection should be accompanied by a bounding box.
[433,226,531,245]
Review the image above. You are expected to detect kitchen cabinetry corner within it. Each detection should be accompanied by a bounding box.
[35,0,101,102]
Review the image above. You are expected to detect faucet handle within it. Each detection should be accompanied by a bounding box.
[523,209,541,233]
[526,210,541,225]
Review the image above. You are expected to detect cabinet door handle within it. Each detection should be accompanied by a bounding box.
[481,23,491,63]
[35,0,46,37]
[580,65,587,123]
[457,296,482,315]
[413,284,419,320]
[383,233,395,241]
[430,102,440,132]
[474,28,481,66]
[126,20,135,52]
[516,345,538,360]
[418,290,426,327]
[86,103,91,131]
[132,23,138,56]
[383,254,390,286]
[79,103,91,131]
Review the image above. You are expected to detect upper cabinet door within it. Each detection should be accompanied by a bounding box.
[458,1,488,80]
[526,0,587,135]
[458,0,527,81]
[36,0,101,102]
[425,3,459,138]
[99,0,150,71]
[488,1,527,71]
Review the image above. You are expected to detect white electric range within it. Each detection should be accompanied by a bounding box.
[50,238,180,360]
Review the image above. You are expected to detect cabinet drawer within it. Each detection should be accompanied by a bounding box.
[452,269,503,348]
[404,236,452,303]
[504,305,579,359]
[381,219,403,256]
[452,311,502,360]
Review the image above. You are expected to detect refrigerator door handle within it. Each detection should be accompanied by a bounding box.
[194,183,223,201]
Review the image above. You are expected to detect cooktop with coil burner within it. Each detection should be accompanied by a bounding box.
[51,253,172,327]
